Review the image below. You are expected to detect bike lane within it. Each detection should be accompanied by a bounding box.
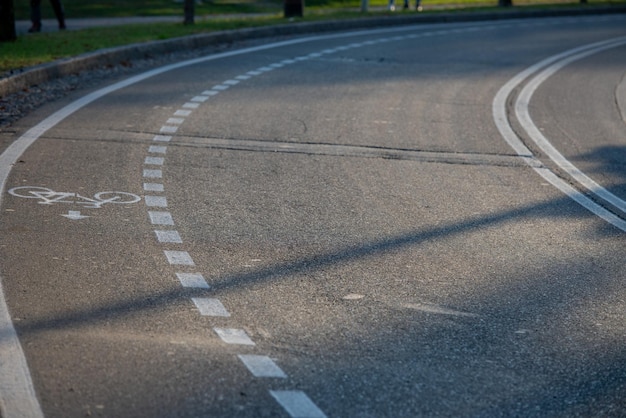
[1,15,626,418]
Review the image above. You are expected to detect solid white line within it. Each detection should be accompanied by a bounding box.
[175,272,210,288]
[213,328,255,345]
[492,37,626,232]
[238,355,287,378]
[191,298,230,317]
[164,251,195,266]
[270,390,327,418]
[515,37,626,217]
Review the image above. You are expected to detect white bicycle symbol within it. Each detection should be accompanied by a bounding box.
[8,186,141,209]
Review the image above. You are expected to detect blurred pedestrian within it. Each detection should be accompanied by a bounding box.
[28,0,66,33]
[388,0,422,12]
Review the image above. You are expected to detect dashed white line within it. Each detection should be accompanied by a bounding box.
[192,298,230,317]
[153,135,172,142]
[148,211,174,225]
[143,169,162,178]
[183,102,200,109]
[214,328,255,345]
[191,95,210,102]
[145,196,168,207]
[238,355,287,378]
[176,272,210,289]
[144,156,164,165]
[174,109,192,117]
[143,183,164,192]
[164,250,195,266]
[160,125,178,133]
[148,145,167,154]
[166,117,185,125]
[270,390,327,418]
[155,230,183,243]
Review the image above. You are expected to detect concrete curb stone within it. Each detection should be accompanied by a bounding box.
[1,5,625,98]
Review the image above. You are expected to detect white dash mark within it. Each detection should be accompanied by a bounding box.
[143,169,162,178]
[269,63,284,69]
[153,135,172,142]
[183,102,200,109]
[145,196,168,207]
[212,84,230,91]
[192,298,230,317]
[270,391,327,418]
[155,230,183,244]
[143,183,164,192]
[149,211,174,225]
[176,272,209,289]
[238,355,287,378]
[144,156,165,165]
[247,70,262,76]
[166,117,185,125]
[213,328,255,346]
[174,109,192,116]
[201,90,220,96]
[148,145,167,154]
[164,250,194,266]
[235,75,251,80]
[281,59,297,65]
[402,302,479,318]
[191,96,209,102]
[160,125,178,133]
[307,53,322,58]
[223,79,240,86]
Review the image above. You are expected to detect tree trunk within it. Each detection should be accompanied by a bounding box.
[0,0,16,42]
[184,0,195,25]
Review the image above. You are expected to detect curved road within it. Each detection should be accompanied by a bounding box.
[1,14,625,417]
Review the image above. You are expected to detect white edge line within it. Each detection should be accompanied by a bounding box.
[493,36,626,232]
[515,37,626,216]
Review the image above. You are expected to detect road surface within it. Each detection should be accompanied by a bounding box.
[1,14,625,417]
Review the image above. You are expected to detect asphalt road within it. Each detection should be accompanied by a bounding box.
[1,14,626,418]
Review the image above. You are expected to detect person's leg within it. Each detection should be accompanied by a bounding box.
[49,0,66,29]
[29,0,42,32]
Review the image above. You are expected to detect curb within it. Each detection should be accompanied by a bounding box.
[1,5,625,98]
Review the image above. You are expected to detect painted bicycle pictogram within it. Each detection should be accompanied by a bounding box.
[8,186,141,209]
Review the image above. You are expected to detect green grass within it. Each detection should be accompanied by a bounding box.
[2,0,625,77]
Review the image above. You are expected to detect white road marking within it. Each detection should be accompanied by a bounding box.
[144,156,164,165]
[176,272,210,288]
[153,135,172,142]
[174,109,192,117]
[164,250,195,266]
[238,355,287,378]
[212,84,230,91]
[61,210,89,220]
[143,169,162,178]
[155,230,183,243]
[160,125,178,133]
[493,36,626,232]
[148,145,167,154]
[143,183,164,192]
[166,117,185,125]
[235,75,251,80]
[223,79,240,85]
[191,95,209,102]
[213,328,255,345]
[270,390,327,418]
[144,196,168,207]
[402,302,479,317]
[514,36,626,217]
[4,16,620,416]
[148,211,174,225]
[192,298,230,317]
